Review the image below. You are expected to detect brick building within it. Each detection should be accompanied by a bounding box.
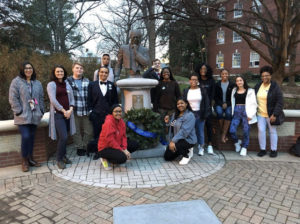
[206,0,300,76]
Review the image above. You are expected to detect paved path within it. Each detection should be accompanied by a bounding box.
[0,151,299,224]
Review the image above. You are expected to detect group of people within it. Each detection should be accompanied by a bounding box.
[9,56,284,172]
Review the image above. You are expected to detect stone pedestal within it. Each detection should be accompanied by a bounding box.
[116,78,158,112]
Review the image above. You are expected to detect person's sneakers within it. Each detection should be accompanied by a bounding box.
[188,147,194,158]
[179,156,191,165]
[198,145,204,156]
[63,156,72,164]
[207,145,214,154]
[100,158,112,170]
[235,140,242,152]
[257,150,267,157]
[77,148,86,156]
[57,161,66,169]
[240,147,247,156]
[270,150,278,158]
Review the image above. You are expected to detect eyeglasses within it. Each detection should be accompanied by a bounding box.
[24,67,33,70]
[113,110,122,113]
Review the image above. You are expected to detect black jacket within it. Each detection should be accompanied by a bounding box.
[183,87,210,120]
[254,81,284,118]
[199,77,215,103]
[87,80,118,117]
[214,80,235,107]
[143,67,160,104]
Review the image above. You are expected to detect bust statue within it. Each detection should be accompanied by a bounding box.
[114,30,150,80]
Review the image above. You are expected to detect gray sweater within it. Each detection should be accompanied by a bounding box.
[167,110,197,144]
[47,81,76,140]
[9,76,44,125]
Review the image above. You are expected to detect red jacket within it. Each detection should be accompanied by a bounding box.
[98,114,127,151]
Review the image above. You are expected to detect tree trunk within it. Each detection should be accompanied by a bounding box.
[147,0,156,63]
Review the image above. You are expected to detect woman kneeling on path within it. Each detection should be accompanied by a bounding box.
[164,98,197,165]
[97,105,139,170]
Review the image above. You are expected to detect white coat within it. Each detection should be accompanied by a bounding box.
[231,87,257,124]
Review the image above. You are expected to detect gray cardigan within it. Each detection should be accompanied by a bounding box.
[167,110,197,144]
[9,76,44,125]
[47,81,76,140]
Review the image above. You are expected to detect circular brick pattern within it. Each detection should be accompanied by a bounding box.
[48,148,225,188]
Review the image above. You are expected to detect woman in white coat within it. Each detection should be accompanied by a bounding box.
[229,76,257,156]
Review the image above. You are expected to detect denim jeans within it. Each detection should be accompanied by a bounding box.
[18,124,37,158]
[191,111,205,145]
[229,105,250,148]
[215,105,232,120]
[54,113,70,161]
[257,115,278,151]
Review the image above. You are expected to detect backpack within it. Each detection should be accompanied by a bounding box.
[290,137,300,157]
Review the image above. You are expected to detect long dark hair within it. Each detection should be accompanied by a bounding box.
[159,67,176,81]
[174,97,192,119]
[235,75,249,90]
[19,61,37,80]
[50,65,67,81]
[195,63,213,80]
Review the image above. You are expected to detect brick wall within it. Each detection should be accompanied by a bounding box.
[211,117,300,152]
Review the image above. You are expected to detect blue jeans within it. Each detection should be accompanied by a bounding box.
[54,113,70,161]
[215,105,232,120]
[192,111,205,145]
[18,124,37,158]
[229,105,250,148]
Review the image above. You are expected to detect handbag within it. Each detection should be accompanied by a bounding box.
[270,111,285,125]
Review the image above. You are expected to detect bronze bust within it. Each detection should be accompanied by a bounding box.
[115,30,150,80]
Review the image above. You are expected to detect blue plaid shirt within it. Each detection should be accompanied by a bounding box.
[67,76,90,116]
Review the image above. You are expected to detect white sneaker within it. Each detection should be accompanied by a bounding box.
[198,145,204,156]
[240,147,247,156]
[188,147,194,158]
[235,140,242,152]
[179,156,191,165]
[100,158,112,170]
[207,145,214,154]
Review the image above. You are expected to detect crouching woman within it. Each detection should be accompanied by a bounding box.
[97,105,139,170]
[164,98,197,165]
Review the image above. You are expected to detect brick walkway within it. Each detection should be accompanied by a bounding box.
[0,152,299,224]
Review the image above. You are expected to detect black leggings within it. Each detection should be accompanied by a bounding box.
[99,140,139,164]
[164,139,194,161]
[205,115,213,143]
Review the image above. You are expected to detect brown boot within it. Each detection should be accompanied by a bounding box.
[218,119,224,142]
[222,120,231,143]
[22,158,29,172]
[28,156,41,167]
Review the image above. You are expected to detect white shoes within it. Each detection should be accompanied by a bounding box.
[235,140,242,152]
[188,147,194,158]
[240,147,247,156]
[207,145,214,154]
[198,145,204,156]
[100,158,112,170]
[179,156,191,165]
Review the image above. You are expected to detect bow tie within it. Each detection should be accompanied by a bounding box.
[100,81,107,85]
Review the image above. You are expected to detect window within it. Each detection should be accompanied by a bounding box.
[250,52,260,67]
[217,6,226,20]
[217,30,225,44]
[232,51,241,68]
[233,31,242,42]
[251,23,261,39]
[216,52,224,69]
[234,2,243,18]
[252,0,262,12]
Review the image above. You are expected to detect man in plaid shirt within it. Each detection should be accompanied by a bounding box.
[67,62,93,156]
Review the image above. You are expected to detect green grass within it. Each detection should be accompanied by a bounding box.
[174,75,189,82]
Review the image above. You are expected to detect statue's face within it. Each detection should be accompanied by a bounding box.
[131,35,140,45]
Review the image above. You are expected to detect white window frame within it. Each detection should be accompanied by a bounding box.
[234,2,243,18]
[233,31,242,42]
[249,52,260,67]
[252,0,262,12]
[217,6,226,20]
[216,52,224,69]
[251,23,261,39]
[232,51,241,68]
[217,30,225,44]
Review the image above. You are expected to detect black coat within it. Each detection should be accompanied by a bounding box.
[183,87,210,120]
[214,80,235,107]
[254,81,284,118]
[142,67,160,104]
[87,80,118,118]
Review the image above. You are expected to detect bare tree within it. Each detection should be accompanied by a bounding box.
[159,0,300,84]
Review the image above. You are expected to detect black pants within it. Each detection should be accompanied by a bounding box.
[164,139,194,161]
[99,140,139,164]
[54,113,70,161]
[205,115,213,143]
[89,111,105,140]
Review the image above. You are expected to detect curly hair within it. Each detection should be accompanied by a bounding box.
[195,63,213,79]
